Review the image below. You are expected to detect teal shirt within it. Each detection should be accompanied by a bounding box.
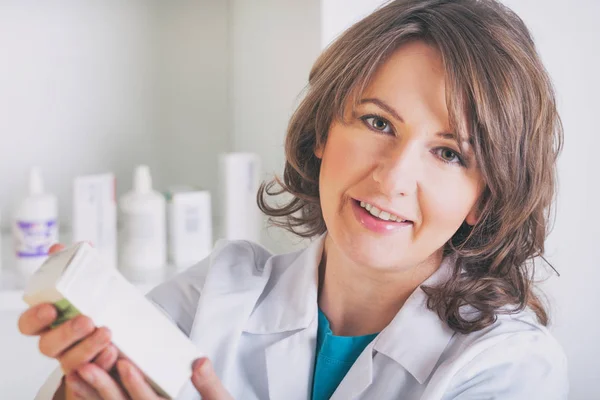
[312,309,378,400]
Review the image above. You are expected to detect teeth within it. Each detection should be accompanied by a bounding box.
[369,206,381,217]
[358,201,405,222]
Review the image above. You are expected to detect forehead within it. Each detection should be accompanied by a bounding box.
[355,41,449,126]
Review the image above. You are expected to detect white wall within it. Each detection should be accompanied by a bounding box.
[154,1,230,223]
[0,0,230,232]
[321,0,600,398]
[320,0,387,48]
[0,1,158,230]
[229,0,322,253]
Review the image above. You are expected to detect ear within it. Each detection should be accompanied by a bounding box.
[466,182,487,227]
[314,143,323,159]
[465,196,484,226]
[465,207,479,227]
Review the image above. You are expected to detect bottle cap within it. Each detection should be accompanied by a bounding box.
[29,166,44,196]
[133,165,152,193]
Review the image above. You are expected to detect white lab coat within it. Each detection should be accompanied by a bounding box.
[36,233,568,399]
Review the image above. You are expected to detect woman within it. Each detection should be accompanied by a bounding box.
[18,0,568,398]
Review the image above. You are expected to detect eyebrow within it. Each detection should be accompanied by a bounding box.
[359,97,471,147]
[360,98,404,123]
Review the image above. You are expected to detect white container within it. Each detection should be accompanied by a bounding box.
[119,165,166,281]
[12,167,59,280]
[166,187,212,269]
[72,173,117,269]
[220,153,261,242]
[23,242,201,399]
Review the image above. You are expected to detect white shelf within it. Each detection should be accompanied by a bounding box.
[0,289,26,311]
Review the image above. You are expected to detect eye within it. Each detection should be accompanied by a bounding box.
[360,115,394,134]
[434,147,465,166]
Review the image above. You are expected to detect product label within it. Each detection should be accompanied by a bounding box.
[51,298,81,328]
[183,205,201,234]
[14,219,58,257]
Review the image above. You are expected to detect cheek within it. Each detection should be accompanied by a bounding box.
[320,127,378,195]
[420,174,480,232]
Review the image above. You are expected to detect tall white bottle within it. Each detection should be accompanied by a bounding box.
[119,165,166,281]
[220,153,261,242]
[13,167,59,279]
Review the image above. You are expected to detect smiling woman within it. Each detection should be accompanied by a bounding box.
[259,0,561,336]
[20,0,567,399]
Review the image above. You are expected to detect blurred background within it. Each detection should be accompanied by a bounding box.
[0,0,598,398]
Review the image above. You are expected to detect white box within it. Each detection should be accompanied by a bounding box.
[23,243,201,399]
[166,188,212,269]
[72,174,117,270]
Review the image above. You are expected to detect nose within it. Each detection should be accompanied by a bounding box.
[372,141,419,197]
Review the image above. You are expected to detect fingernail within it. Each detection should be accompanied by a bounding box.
[95,328,110,344]
[193,358,209,379]
[192,358,204,371]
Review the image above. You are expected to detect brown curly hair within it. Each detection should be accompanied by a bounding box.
[258,0,562,334]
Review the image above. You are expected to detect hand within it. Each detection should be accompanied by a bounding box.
[66,357,233,400]
[17,244,119,379]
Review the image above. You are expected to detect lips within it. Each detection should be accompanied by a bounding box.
[350,199,414,234]
[353,199,413,223]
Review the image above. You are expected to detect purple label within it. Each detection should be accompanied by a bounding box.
[17,220,57,230]
[14,219,58,258]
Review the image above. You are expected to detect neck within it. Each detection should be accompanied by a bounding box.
[318,234,442,336]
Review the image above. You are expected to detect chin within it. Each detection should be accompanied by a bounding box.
[343,234,415,271]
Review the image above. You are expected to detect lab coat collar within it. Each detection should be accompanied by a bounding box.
[244,232,457,384]
[242,233,326,334]
[373,254,457,384]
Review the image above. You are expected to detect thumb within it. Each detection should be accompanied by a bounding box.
[191,358,233,400]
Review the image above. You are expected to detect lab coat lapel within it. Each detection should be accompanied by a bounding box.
[329,342,374,400]
[264,318,319,400]
[249,235,326,399]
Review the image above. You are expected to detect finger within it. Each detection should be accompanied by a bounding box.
[18,303,58,335]
[58,327,112,375]
[49,243,66,254]
[38,315,95,358]
[117,359,163,400]
[77,363,128,400]
[94,344,119,371]
[191,358,233,400]
[65,372,101,400]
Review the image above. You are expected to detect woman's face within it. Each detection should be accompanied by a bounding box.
[316,40,484,271]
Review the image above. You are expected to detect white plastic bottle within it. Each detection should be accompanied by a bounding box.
[12,167,59,280]
[119,165,166,281]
